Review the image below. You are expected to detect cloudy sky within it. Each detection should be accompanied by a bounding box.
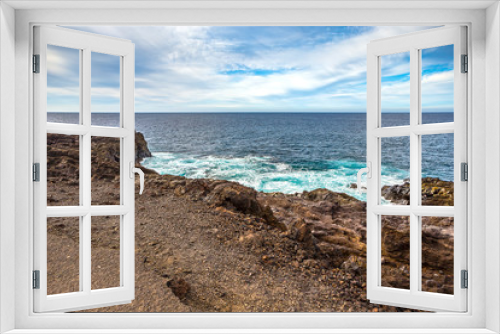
[47,26,453,113]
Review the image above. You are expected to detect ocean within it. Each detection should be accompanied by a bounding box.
[47,112,454,201]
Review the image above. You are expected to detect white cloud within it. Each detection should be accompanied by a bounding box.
[47,47,77,77]
[47,87,79,97]
[422,70,453,84]
[91,87,120,98]
[64,25,440,112]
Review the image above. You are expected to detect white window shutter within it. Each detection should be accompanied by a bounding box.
[33,26,135,313]
[366,26,467,312]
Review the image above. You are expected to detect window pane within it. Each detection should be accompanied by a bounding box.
[47,217,80,295]
[380,52,410,127]
[421,216,454,294]
[47,134,80,206]
[381,215,410,290]
[91,215,121,290]
[381,136,410,205]
[47,45,80,124]
[91,52,121,127]
[421,45,454,124]
[421,133,454,206]
[91,137,121,205]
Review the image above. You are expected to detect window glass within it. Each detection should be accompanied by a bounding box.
[421,216,454,294]
[91,52,121,127]
[381,215,410,290]
[421,133,454,206]
[47,45,81,124]
[47,217,80,295]
[91,215,121,290]
[381,136,410,205]
[47,134,80,206]
[91,137,121,205]
[421,45,454,124]
[381,52,410,127]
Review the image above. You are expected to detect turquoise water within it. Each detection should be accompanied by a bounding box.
[47,112,454,201]
[136,113,453,201]
[142,153,414,201]
[144,153,373,200]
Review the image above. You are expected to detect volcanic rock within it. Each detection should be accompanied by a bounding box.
[46,133,454,312]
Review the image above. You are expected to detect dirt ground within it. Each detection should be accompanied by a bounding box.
[46,178,416,313]
[45,132,449,313]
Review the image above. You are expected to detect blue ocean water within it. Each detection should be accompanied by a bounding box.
[47,112,454,201]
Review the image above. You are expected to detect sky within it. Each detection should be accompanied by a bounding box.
[46,26,454,113]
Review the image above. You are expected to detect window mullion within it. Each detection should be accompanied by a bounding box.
[82,48,92,294]
[409,47,421,294]
[81,131,91,294]
[82,213,91,293]
[82,48,91,128]
[81,48,91,211]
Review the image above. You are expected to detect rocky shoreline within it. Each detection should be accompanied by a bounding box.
[381,177,454,206]
[46,132,454,312]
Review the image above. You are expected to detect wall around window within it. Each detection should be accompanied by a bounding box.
[3,3,497,333]
[485,2,500,333]
[0,2,16,333]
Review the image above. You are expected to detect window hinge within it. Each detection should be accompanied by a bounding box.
[461,54,468,73]
[33,54,40,73]
[33,270,40,289]
[461,270,468,289]
[461,162,468,181]
[33,163,40,182]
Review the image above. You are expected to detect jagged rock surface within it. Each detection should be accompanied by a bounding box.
[46,133,453,312]
[381,177,454,206]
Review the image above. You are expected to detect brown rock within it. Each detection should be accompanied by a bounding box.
[205,183,284,230]
[135,131,153,163]
[382,177,453,206]
[167,277,191,300]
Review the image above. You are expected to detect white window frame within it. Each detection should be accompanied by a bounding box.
[33,25,136,313]
[1,1,499,333]
[366,26,468,312]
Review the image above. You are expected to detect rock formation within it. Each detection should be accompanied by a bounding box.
[46,133,454,312]
[381,177,454,206]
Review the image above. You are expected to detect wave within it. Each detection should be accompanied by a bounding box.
[142,153,410,201]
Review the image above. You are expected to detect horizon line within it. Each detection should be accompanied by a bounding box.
[47,111,454,114]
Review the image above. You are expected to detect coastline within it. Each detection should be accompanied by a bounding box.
[46,132,453,312]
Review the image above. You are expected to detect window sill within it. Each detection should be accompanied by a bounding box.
[4,329,498,334]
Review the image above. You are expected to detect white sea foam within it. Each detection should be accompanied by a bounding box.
[142,152,410,201]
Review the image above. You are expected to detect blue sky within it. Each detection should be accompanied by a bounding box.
[47,26,453,113]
